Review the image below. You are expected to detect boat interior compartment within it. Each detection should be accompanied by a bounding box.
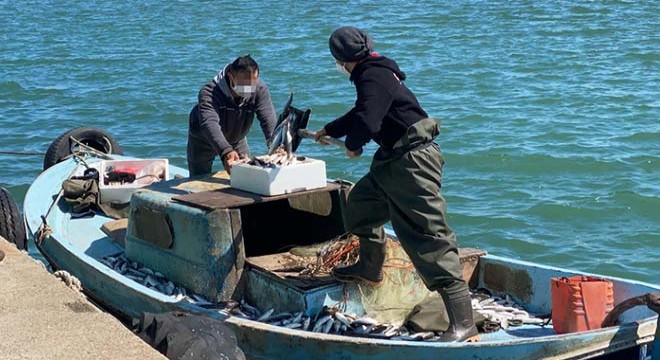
[124,177,351,303]
[117,173,496,324]
[242,244,488,323]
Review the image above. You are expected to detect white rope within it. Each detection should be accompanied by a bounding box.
[53,270,83,292]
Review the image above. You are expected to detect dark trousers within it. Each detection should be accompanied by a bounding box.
[186,130,250,176]
[345,118,467,294]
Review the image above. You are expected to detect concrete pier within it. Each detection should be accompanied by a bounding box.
[0,237,164,360]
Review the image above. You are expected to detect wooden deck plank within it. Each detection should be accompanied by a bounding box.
[172,182,342,211]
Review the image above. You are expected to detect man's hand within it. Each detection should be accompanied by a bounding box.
[222,151,241,174]
[313,128,329,145]
[346,147,363,158]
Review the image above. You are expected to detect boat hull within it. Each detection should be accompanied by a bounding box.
[24,156,658,360]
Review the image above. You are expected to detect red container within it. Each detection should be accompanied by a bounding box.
[551,276,614,334]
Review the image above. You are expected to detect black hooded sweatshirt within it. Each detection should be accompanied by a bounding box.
[324,56,428,152]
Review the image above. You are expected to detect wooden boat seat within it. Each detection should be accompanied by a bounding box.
[172,182,343,210]
[101,218,128,247]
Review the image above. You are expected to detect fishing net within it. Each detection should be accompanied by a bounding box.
[300,233,436,325]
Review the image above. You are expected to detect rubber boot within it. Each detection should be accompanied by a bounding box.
[332,239,386,284]
[435,290,480,342]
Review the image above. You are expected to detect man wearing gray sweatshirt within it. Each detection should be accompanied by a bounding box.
[187,55,277,176]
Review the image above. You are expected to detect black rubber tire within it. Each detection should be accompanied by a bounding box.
[0,187,27,250]
[43,127,123,171]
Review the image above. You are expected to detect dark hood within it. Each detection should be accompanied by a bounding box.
[350,56,407,82]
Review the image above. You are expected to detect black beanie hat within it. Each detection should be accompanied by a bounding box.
[329,26,375,62]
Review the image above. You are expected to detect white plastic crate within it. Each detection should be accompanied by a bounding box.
[99,159,169,204]
[230,158,327,196]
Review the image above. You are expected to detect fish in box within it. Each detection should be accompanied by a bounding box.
[230,157,326,196]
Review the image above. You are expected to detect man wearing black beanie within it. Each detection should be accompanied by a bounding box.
[315,26,479,342]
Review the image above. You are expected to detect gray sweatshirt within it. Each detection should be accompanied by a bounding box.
[188,64,277,157]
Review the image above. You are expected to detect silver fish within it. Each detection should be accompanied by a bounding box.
[191,294,211,305]
[230,308,250,318]
[125,274,142,282]
[291,312,303,324]
[333,312,351,327]
[322,319,334,334]
[284,121,293,156]
[266,312,292,323]
[256,308,274,322]
[241,301,261,318]
[268,124,284,155]
[352,317,378,326]
[312,315,332,333]
[284,322,302,329]
[332,319,342,334]
[144,275,159,288]
[302,317,311,331]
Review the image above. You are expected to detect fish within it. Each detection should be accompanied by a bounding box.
[268,121,285,155]
[322,319,334,334]
[240,300,261,318]
[125,274,143,282]
[164,282,175,296]
[351,317,378,327]
[332,319,342,334]
[333,312,352,327]
[190,294,211,305]
[144,275,159,288]
[119,262,128,274]
[266,312,293,323]
[312,315,332,333]
[139,267,154,276]
[302,317,311,331]
[284,120,293,156]
[230,307,250,318]
[256,308,275,322]
[291,312,303,324]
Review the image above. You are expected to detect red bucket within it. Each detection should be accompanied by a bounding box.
[551,276,614,334]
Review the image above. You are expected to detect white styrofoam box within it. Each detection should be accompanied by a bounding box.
[230,158,327,196]
[99,159,169,204]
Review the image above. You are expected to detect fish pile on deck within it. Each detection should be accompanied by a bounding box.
[225,292,549,341]
[100,253,211,304]
[225,302,426,340]
[238,148,305,168]
[101,253,550,340]
[472,292,549,329]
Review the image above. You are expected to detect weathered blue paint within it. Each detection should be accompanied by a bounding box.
[24,155,659,360]
[125,189,244,302]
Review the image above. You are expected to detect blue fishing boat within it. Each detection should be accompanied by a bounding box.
[23,131,658,360]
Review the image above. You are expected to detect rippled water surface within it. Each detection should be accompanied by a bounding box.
[1,1,658,283]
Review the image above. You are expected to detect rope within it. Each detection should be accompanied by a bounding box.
[35,161,84,245]
[53,270,83,292]
[0,150,45,156]
[35,215,53,246]
[69,136,114,160]
[0,135,113,158]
